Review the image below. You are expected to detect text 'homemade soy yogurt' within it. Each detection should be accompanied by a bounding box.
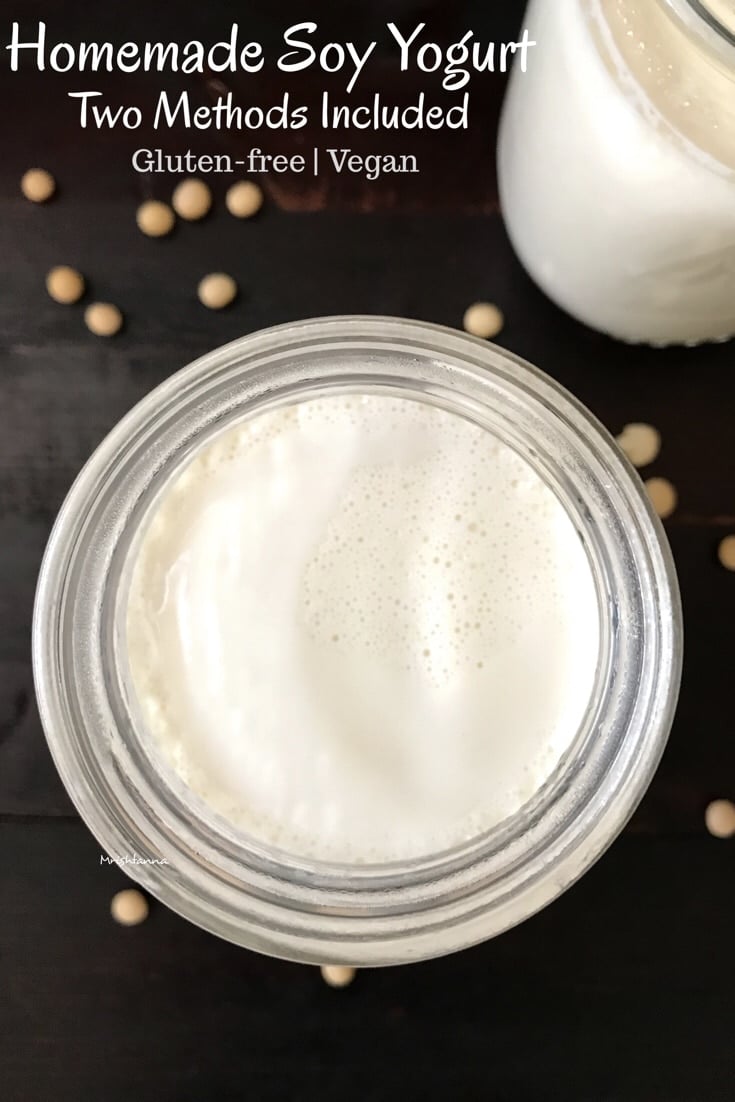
[126,394,600,863]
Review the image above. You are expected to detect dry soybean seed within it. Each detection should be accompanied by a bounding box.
[136,199,175,237]
[226,180,264,218]
[704,799,735,839]
[718,535,735,571]
[320,965,356,988]
[172,178,212,221]
[617,422,661,468]
[645,477,677,519]
[463,302,504,340]
[21,167,56,203]
[110,888,149,926]
[85,302,123,337]
[198,272,237,310]
[46,266,85,305]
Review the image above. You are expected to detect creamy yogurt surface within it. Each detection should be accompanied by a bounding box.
[125,394,600,863]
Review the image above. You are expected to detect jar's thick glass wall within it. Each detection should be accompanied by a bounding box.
[32,318,682,965]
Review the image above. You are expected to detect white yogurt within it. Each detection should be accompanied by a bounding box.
[498,0,735,345]
[125,394,600,863]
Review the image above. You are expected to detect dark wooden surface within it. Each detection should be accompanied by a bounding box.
[2,2,734,1099]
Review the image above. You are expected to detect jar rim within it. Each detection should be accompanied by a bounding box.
[674,0,735,50]
[32,316,682,964]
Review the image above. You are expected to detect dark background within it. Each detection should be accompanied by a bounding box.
[2,1,734,1099]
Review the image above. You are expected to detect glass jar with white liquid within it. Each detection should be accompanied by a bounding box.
[498,0,735,345]
[33,318,681,965]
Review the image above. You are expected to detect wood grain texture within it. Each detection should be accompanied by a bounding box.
[2,821,734,1102]
[1,0,734,1098]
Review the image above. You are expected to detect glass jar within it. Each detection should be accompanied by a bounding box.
[498,0,735,346]
[32,317,682,965]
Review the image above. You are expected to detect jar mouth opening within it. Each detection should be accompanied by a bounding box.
[33,316,682,964]
[111,379,610,881]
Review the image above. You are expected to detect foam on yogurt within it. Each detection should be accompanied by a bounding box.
[125,394,600,863]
